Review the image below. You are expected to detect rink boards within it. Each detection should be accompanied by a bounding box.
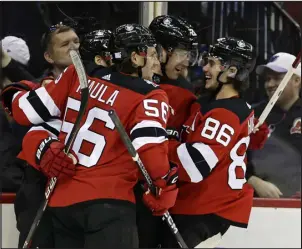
[1,194,301,248]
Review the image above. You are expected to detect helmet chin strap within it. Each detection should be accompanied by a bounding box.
[159,47,174,79]
[212,71,225,97]
[214,64,237,96]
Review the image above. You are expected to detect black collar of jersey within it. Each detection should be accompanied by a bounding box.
[93,70,160,95]
[159,75,194,93]
[198,96,252,124]
[84,62,116,78]
[197,91,216,106]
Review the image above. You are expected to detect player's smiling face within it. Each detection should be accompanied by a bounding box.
[165,48,190,80]
[141,47,161,81]
[202,56,222,90]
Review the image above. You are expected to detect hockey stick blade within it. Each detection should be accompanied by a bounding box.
[108,109,188,248]
[23,50,89,248]
[255,51,301,130]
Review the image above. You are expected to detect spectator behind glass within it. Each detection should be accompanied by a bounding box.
[2,36,30,65]
[1,36,32,87]
[1,36,32,125]
[247,52,301,198]
[0,36,31,192]
[0,107,25,192]
[1,23,80,249]
[39,23,80,83]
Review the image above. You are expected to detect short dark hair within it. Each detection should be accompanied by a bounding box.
[41,24,74,52]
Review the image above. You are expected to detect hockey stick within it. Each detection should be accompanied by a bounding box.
[108,110,188,248]
[254,51,301,130]
[23,50,89,248]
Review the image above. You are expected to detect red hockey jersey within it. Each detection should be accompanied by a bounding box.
[159,76,197,134]
[13,65,172,207]
[169,97,255,228]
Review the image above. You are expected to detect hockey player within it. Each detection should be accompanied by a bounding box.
[79,29,114,77]
[134,15,199,248]
[1,24,178,247]
[149,15,199,134]
[164,37,257,248]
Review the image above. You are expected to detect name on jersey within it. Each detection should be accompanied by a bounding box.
[76,79,120,107]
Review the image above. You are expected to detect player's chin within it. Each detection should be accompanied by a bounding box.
[61,60,73,68]
[166,69,180,80]
[205,80,216,90]
[143,74,153,81]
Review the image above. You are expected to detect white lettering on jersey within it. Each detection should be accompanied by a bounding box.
[106,90,119,106]
[76,80,119,107]
[201,117,235,147]
[143,99,169,124]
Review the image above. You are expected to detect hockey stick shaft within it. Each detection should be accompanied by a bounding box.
[255,51,301,129]
[108,109,188,248]
[23,50,89,248]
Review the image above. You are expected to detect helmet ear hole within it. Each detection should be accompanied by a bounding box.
[236,69,249,82]
[94,55,103,66]
[227,66,238,79]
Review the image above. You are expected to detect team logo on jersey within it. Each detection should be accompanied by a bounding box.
[102,74,111,81]
[290,118,301,134]
[163,17,172,26]
[125,24,134,32]
[237,40,246,48]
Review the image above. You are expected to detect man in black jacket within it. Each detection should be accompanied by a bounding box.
[0,107,25,193]
[248,52,301,198]
[1,23,80,248]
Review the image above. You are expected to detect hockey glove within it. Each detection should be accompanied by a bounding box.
[143,163,179,216]
[36,137,77,179]
[249,118,269,150]
[166,127,180,141]
[0,80,40,115]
